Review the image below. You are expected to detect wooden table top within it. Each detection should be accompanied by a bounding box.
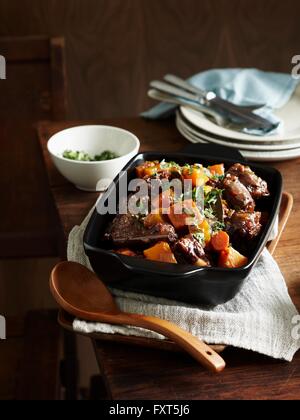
[37,118,300,400]
[0,121,59,257]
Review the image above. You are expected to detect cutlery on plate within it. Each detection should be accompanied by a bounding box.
[149,89,264,131]
[148,88,226,126]
[150,77,278,132]
[164,74,266,112]
[50,261,226,373]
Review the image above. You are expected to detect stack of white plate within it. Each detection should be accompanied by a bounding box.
[176,84,300,162]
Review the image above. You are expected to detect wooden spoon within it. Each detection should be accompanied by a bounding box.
[50,261,226,373]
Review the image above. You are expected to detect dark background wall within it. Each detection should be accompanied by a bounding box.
[0,0,299,118]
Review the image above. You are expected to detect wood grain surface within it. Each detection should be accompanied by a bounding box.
[94,340,300,400]
[37,118,300,399]
[0,122,60,257]
[1,0,300,118]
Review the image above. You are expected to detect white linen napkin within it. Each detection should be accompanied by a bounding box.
[67,207,299,362]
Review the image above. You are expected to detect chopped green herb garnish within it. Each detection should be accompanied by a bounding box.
[211,173,225,181]
[94,150,119,161]
[182,163,193,175]
[204,188,223,206]
[63,150,91,161]
[204,207,215,219]
[160,160,181,171]
[62,150,119,162]
[192,186,203,203]
[193,231,205,245]
[212,221,225,233]
[159,159,167,169]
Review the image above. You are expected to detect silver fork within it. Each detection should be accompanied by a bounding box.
[148,88,226,126]
[149,88,262,132]
[164,74,266,113]
[150,76,278,132]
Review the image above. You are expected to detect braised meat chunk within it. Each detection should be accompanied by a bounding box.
[226,211,262,241]
[104,214,177,247]
[154,223,178,242]
[174,235,210,267]
[222,175,255,212]
[104,214,144,246]
[227,163,269,199]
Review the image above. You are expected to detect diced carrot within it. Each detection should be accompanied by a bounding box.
[116,249,137,257]
[168,199,203,230]
[218,247,248,268]
[143,242,177,264]
[211,231,230,252]
[209,164,225,177]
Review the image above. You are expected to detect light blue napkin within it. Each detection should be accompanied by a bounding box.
[142,68,299,135]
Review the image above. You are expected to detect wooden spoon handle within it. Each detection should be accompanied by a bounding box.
[110,312,226,373]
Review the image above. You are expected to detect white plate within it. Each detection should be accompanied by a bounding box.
[176,114,300,162]
[180,84,300,144]
[177,112,300,151]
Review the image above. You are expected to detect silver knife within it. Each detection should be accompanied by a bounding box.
[150,78,278,131]
[164,74,266,113]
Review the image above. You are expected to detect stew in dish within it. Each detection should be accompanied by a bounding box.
[104,160,270,269]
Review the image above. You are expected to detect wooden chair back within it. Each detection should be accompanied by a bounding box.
[0,36,67,120]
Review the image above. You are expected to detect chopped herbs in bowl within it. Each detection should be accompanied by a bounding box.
[63,150,119,162]
[47,125,140,191]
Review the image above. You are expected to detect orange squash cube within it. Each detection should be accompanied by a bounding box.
[143,242,177,264]
[198,219,211,244]
[218,247,248,268]
[182,165,209,187]
[208,164,225,177]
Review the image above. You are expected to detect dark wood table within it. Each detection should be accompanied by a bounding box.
[0,121,60,257]
[37,118,300,400]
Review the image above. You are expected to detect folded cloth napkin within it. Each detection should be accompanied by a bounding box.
[142,68,299,136]
[67,205,299,362]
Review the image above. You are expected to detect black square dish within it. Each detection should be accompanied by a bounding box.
[83,144,282,306]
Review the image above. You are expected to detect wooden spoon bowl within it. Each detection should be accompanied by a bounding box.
[50,261,226,373]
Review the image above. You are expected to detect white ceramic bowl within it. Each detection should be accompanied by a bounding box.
[47,125,140,191]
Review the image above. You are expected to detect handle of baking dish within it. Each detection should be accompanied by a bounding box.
[180,143,248,162]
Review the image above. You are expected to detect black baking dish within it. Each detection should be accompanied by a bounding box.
[83,144,282,306]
